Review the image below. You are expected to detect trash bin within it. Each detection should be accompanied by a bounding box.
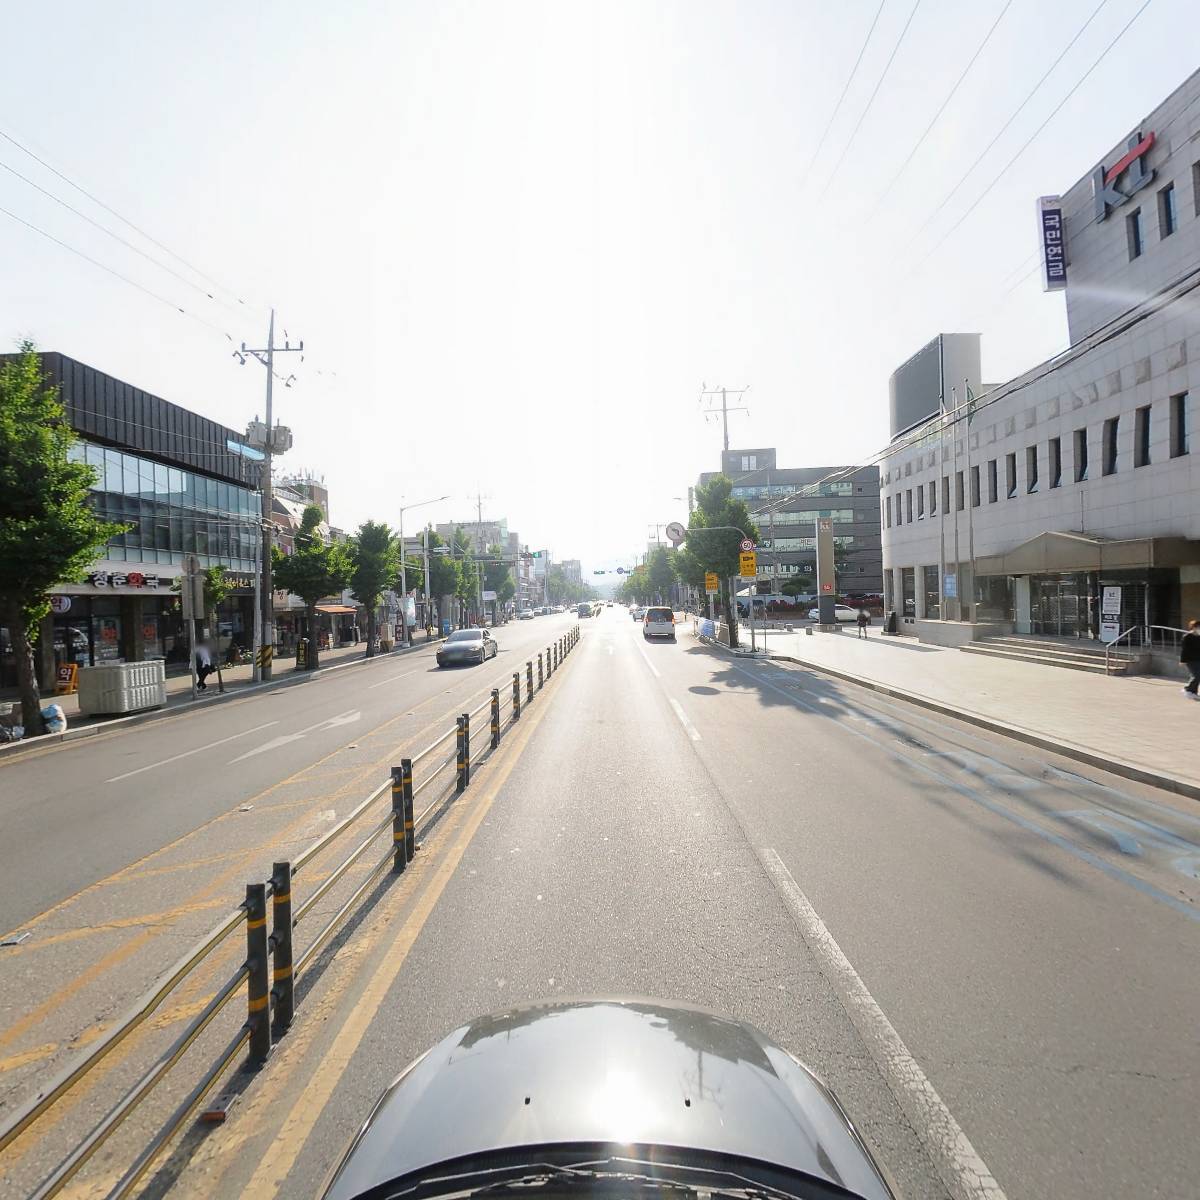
[77,660,167,716]
[884,609,899,635]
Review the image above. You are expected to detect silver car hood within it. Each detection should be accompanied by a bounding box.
[323,997,893,1200]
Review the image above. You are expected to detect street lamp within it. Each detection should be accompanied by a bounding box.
[399,495,449,645]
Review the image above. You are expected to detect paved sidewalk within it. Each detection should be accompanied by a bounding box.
[729,624,1200,795]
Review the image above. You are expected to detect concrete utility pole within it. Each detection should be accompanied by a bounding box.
[398,495,449,644]
[699,384,750,453]
[240,310,302,681]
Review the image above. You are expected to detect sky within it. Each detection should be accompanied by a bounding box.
[1,0,1195,573]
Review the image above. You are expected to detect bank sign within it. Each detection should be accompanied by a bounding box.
[1093,130,1155,221]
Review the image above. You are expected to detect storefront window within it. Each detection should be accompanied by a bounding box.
[923,565,940,619]
[901,568,916,619]
[91,598,124,663]
[975,576,1014,622]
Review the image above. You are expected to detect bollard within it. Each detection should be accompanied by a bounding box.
[456,716,466,791]
[391,765,407,873]
[461,712,471,787]
[270,861,293,1035]
[538,652,543,689]
[526,660,533,703]
[245,883,271,1064]
[402,757,415,858]
[491,688,500,748]
[513,671,521,719]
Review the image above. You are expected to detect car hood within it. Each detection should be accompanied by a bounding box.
[322,997,893,1200]
[439,640,483,652]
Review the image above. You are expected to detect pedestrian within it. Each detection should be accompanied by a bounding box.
[195,641,214,691]
[856,607,870,639]
[1180,618,1200,699]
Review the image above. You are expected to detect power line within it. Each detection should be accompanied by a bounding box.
[818,0,924,200]
[802,0,887,175]
[904,0,1114,250]
[866,0,1014,217]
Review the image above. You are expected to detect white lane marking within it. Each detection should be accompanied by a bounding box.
[636,644,661,677]
[106,722,279,782]
[366,667,422,690]
[669,698,701,741]
[760,848,1007,1200]
[228,709,361,764]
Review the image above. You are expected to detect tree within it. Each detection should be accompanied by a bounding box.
[484,545,515,622]
[679,475,759,648]
[647,546,676,604]
[425,529,459,631]
[349,520,400,657]
[451,526,477,625]
[0,344,125,734]
[273,504,351,670]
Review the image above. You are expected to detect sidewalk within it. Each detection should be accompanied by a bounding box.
[738,625,1200,798]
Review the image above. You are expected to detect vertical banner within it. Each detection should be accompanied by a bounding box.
[1037,196,1068,292]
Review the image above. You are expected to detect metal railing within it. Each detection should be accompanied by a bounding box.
[1145,624,1188,654]
[4,623,581,1200]
[1104,624,1146,675]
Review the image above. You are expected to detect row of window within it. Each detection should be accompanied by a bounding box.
[884,392,1189,528]
[1125,160,1200,261]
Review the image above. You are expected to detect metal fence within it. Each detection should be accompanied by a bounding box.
[0,625,581,1200]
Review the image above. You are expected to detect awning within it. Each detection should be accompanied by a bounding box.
[975,530,1200,576]
[315,604,359,614]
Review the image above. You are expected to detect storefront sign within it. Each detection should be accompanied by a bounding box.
[1101,586,1122,616]
[1100,618,1121,643]
[1037,197,1067,292]
[89,570,163,590]
[1093,130,1155,221]
[49,595,72,614]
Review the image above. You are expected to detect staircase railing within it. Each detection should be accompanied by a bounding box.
[1104,625,1144,675]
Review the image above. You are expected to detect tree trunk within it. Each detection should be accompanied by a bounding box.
[306,603,320,670]
[722,580,739,649]
[208,608,226,693]
[7,602,45,736]
[365,603,377,657]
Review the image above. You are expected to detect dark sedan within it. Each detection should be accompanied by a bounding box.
[321,997,896,1200]
[435,628,498,667]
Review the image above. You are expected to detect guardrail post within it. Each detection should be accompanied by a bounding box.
[462,712,471,787]
[491,688,500,748]
[403,757,415,858]
[270,861,293,1035]
[456,716,466,791]
[526,660,533,703]
[537,652,543,689]
[245,883,271,1065]
[391,765,407,873]
[513,671,521,719]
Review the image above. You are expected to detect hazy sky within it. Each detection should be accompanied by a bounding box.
[1,1,1194,570]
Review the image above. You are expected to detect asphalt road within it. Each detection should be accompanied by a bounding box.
[151,605,1200,1200]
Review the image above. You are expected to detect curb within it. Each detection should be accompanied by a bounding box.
[694,633,1200,802]
[0,638,439,761]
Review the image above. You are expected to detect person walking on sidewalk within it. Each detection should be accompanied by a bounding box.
[1180,619,1200,698]
[195,642,215,692]
[856,607,870,639]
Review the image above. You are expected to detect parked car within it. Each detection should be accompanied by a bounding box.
[517,609,534,620]
[319,998,896,1200]
[643,606,676,641]
[436,628,498,666]
[807,604,863,623]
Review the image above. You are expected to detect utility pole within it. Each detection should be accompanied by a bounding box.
[474,491,488,624]
[699,384,750,453]
[239,310,302,681]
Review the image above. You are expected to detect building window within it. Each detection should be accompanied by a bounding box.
[954,471,964,511]
[1170,392,1188,458]
[1005,452,1017,498]
[916,486,925,519]
[739,455,758,472]
[923,565,940,620]
[1134,405,1151,467]
[1074,428,1088,481]
[1126,208,1143,260]
[970,464,980,507]
[905,490,912,523]
[1026,446,1038,493]
[1158,183,1177,238]
[901,567,915,619]
[885,495,892,527]
[987,459,998,503]
[1049,437,1062,488]
[928,480,937,516]
[1103,416,1119,475]
[941,475,950,512]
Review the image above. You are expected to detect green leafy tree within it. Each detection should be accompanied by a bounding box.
[679,475,759,647]
[452,526,477,624]
[425,529,459,630]
[648,546,676,604]
[0,344,125,733]
[349,520,400,656]
[273,504,352,670]
[484,545,515,621]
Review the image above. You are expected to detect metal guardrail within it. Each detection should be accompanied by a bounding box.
[3,623,581,1200]
[1104,624,1144,675]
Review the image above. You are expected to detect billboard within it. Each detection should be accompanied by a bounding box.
[1037,196,1068,291]
[888,333,981,440]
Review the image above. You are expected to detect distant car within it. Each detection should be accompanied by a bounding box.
[631,605,646,621]
[643,606,675,641]
[606,600,613,606]
[576,602,593,618]
[436,628,498,667]
[807,604,863,624]
[517,609,534,620]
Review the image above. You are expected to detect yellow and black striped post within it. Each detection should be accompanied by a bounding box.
[513,671,521,719]
[270,861,293,1035]
[455,717,466,791]
[245,883,271,1064]
[490,688,500,748]
[391,766,407,874]
[537,652,543,689]
[526,660,533,702]
[257,645,272,670]
[402,758,415,858]
[461,713,471,787]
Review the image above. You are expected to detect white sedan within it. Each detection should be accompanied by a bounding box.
[807,604,864,623]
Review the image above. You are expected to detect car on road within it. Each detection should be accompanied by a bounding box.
[320,997,896,1200]
[517,609,534,620]
[436,628,498,667]
[576,602,593,618]
[807,604,863,624]
[643,606,675,641]
[631,605,646,621]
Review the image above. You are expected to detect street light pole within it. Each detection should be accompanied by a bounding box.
[398,495,449,645]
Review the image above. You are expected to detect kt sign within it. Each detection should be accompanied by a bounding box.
[1093,129,1155,221]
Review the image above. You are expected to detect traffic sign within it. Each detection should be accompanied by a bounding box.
[738,551,757,578]
[665,521,686,545]
[739,538,754,552]
[704,572,719,594]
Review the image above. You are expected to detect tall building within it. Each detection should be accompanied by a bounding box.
[558,559,582,585]
[880,68,1200,641]
[435,517,509,553]
[698,448,883,596]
